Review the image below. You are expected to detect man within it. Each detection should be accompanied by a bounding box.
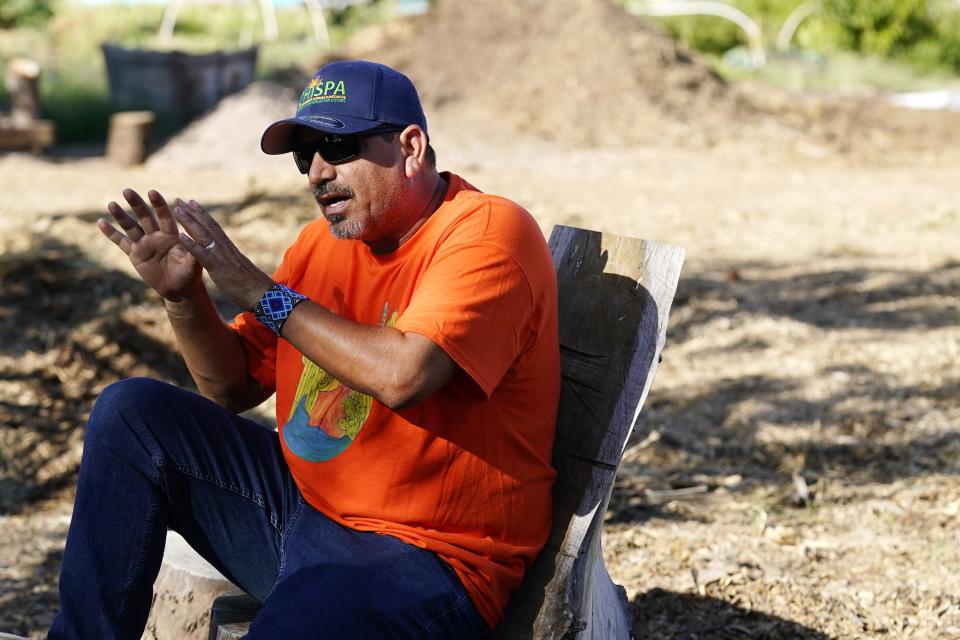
[48,60,560,639]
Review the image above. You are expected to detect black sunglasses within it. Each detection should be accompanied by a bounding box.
[292,126,402,174]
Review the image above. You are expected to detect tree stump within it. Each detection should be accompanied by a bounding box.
[0,121,54,153]
[4,58,41,127]
[143,531,241,640]
[106,110,155,165]
[1,58,55,153]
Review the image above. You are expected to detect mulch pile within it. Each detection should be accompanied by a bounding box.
[352,0,745,148]
[345,0,960,157]
[149,0,745,169]
[147,81,298,171]
[147,0,959,167]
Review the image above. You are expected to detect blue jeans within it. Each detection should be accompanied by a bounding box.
[48,378,490,639]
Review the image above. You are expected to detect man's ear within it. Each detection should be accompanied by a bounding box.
[399,125,428,178]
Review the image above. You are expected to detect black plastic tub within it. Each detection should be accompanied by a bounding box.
[102,44,258,126]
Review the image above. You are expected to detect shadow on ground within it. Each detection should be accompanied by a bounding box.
[631,588,834,639]
[637,372,960,481]
[607,258,960,525]
[671,259,960,336]
[0,184,315,515]
[0,546,63,636]
[0,236,193,514]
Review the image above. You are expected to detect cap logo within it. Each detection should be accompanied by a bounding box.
[299,77,347,109]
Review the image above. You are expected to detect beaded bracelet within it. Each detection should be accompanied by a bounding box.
[254,284,308,336]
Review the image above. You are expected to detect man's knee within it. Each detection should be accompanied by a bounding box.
[87,377,182,443]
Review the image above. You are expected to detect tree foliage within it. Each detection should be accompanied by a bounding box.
[817,0,960,70]
[820,0,934,55]
[648,0,960,73]
[0,0,57,28]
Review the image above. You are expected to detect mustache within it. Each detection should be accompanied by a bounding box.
[313,182,355,201]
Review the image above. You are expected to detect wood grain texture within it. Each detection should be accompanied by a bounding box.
[106,111,155,165]
[0,121,54,153]
[493,226,684,639]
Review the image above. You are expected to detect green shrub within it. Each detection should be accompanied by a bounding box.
[0,0,57,28]
[641,0,960,75]
[812,0,960,71]
[820,0,935,55]
[648,0,803,54]
[38,80,112,143]
[656,14,743,55]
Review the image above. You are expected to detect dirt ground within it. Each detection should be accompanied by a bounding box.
[2,3,960,638]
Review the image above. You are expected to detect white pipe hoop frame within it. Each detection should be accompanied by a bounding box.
[627,0,766,68]
[158,0,368,47]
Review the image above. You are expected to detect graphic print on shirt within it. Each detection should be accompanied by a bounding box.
[282,302,398,462]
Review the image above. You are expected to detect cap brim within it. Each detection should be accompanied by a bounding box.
[260,115,387,154]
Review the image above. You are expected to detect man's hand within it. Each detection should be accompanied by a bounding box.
[100,189,274,411]
[98,189,201,302]
[170,197,275,311]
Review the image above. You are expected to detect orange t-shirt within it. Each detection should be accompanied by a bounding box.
[229,173,560,627]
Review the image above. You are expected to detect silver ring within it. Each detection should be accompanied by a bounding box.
[204,240,217,251]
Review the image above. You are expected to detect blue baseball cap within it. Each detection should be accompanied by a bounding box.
[260,60,428,155]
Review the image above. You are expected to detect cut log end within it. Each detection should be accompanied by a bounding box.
[106,110,155,165]
[7,58,41,79]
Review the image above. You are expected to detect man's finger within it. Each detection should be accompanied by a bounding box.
[178,232,215,269]
[172,198,220,246]
[171,198,201,240]
[148,190,179,235]
[185,198,221,235]
[123,188,161,235]
[107,200,144,241]
[97,218,132,255]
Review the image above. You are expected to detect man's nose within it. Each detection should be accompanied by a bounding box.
[308,153,337,186]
